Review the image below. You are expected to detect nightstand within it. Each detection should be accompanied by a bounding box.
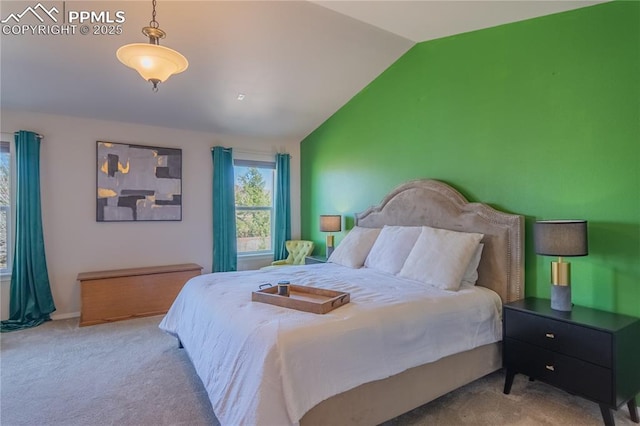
[503,298,640,426]
[304,255,327,265]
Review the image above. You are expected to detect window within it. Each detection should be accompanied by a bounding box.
[1,141,11,274]
[234,159,275,255]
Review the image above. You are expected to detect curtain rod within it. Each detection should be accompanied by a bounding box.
[210,147,291,157]
[14,131,43,139]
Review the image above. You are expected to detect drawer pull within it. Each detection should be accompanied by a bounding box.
[545,333,555,339]
[545,365,555,371]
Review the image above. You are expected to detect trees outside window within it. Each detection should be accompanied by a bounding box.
[0,141,11,273]
[234,160,274,254]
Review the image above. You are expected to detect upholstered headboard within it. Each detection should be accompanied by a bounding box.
[355,179,524,303]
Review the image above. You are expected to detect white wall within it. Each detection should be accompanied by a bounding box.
[0,110,301,319]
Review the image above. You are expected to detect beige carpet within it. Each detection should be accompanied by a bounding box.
[0,315,636,426]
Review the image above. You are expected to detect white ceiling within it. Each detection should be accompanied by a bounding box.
[0,0,604,141]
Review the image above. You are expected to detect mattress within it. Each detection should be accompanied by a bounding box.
[159,263,503,426]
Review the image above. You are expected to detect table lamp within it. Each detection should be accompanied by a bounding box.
[534,220,588,311]
[320,215,341,258]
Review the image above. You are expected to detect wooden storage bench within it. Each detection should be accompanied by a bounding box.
[77,263,202,327]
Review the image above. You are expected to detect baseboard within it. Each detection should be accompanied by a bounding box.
[51,311,80,320]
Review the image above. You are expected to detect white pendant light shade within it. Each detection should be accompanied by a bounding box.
[117,43,188,83]
[116,0,188,91]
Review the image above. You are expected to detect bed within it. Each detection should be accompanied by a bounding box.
[160,179,524,425]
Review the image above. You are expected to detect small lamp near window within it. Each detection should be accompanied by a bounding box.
[320,215,341,258]
[534,220,588,312]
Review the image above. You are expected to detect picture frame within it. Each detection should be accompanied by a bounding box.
[96,141,182,222]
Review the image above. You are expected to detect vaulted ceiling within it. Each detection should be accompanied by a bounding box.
[0,1,604,141]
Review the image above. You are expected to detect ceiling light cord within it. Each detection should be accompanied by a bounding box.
[150,0,158,29]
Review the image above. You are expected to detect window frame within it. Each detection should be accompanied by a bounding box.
[0,139,13,276]
[233,158,276,257]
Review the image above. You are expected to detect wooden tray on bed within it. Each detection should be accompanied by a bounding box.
[252,285,350,314]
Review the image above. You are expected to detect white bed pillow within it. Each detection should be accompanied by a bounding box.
[364,225,422,275]
[398,226,484,291]
[328,226,381,268]
[461,243,484,288]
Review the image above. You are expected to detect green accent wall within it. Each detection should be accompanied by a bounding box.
[301,1,640,317]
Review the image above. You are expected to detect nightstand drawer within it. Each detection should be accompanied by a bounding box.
[505,338,613,404]
[505,309,612,367]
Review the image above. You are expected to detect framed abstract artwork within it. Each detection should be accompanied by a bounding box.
[96,141,182,222]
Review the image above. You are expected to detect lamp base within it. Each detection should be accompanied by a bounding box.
[326,246,334,258]
[326,235,334,259]
[551,260,571,286]
[551,284,572,311]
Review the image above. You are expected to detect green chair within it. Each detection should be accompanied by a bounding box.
[271,240,315,266]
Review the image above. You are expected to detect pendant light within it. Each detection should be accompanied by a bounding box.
[116,0,188,92]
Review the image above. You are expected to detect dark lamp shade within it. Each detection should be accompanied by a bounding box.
[319,215,341,232]
[534,220,588,257]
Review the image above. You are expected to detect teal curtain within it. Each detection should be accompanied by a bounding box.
[1,131,55,332]
[211,146,237,272]
[273,153,291,261]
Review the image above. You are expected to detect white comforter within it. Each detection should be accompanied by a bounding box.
[159,263,502,426]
